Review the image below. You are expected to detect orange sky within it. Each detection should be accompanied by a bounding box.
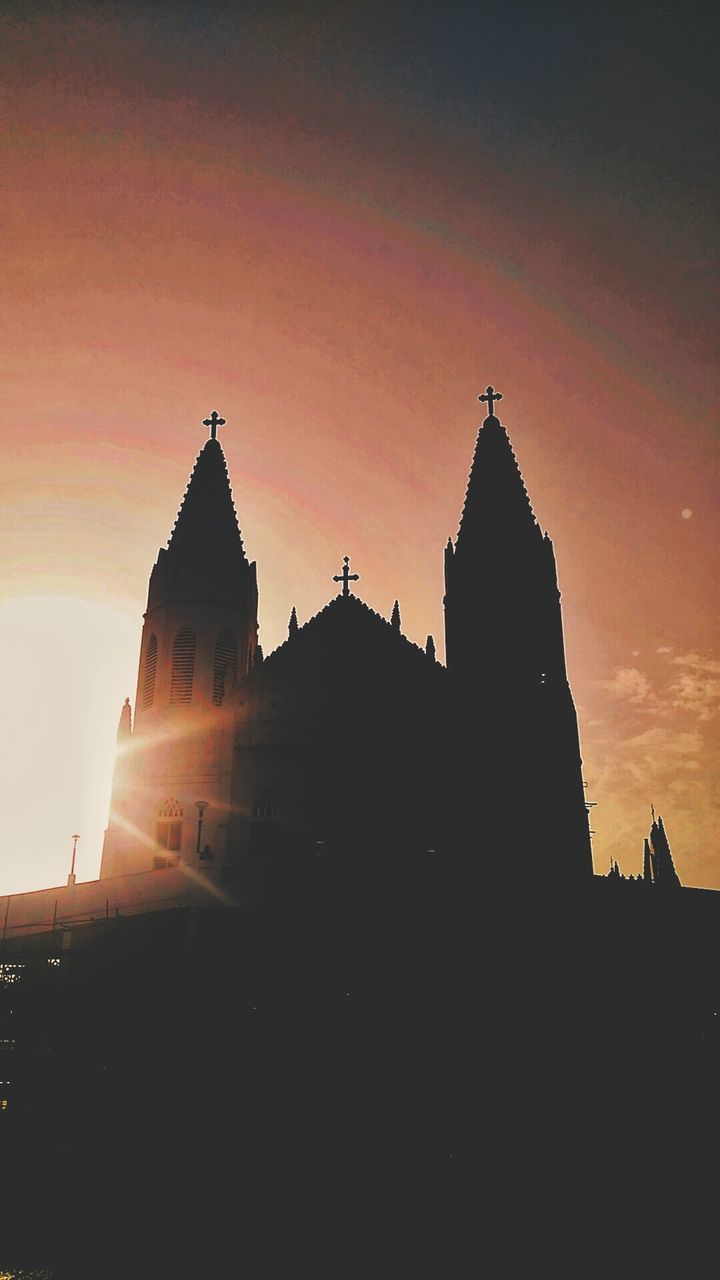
[1,5,717,891]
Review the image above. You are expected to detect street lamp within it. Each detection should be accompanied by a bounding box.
[194,801,209,858]
[68,834,80,886]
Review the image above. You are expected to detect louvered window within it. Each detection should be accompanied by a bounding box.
[212,631,238,706]
[142,634,158,709]
[170,627,196,704]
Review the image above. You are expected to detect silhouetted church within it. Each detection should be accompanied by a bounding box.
[4,391,718,1279]
[99,389,593,891]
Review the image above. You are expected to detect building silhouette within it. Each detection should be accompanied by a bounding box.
[2,390,717,1276]
[98,388,592,893]
[606,809,682,889]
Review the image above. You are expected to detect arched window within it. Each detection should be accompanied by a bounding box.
[170,627,196,704]
[155,798,183,851]
[253,790,283,820]
[212,631,238,706]
[142,633,158,709]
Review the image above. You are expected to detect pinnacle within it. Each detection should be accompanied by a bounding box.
[162,437,249,586]
[455,414,539,553]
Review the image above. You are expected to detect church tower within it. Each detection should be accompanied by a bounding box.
[443,387,593,885]
[100,412,259,878]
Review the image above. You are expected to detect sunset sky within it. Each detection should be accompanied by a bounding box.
[1,1,717,892]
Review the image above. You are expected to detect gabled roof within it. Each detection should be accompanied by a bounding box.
[240,593,445,687]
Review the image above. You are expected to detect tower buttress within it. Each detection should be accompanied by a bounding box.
[443,390,592,885]
[101,416,259,879]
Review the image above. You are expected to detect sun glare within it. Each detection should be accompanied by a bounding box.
[0,595,139,895]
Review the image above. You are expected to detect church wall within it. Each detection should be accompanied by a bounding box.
[102,594,249,878]
[103,567,257,878]
[445,504,592,881]
[225,620,450,868]
[101,705,237,878]
[0,865,229,943]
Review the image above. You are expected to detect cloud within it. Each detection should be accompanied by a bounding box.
[602,650,720,723]
[669,671,720,721]
[661,651,720,722]
[670,652,720,675]
[619,726,702,755]
[603,666,653,705]
[583,651,720,883]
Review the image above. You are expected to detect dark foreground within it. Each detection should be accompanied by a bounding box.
[2,860,719,1276]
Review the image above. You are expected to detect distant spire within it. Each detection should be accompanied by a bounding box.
[391,600,401,631]
[289,606,299,638]
[643,838,653,883]
[425,634,436,661]
[117,697,132,739]
[650,814,681,889]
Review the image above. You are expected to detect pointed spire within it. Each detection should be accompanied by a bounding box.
[391,600,401,632]
[425,634,436,661]
[455,400,539,556]
[117,697,132,739]
[151,436,250,603]
[254,644,264,666]
[288,606,299,638]
[650,814,681,889]
[643,838,653,883]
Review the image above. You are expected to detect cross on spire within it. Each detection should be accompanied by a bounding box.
[333,555,360,597]
[479,385,503,417]
[203,410,226,441]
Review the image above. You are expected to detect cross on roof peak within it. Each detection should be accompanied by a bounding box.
[479,385,503,418]
[203,410,226,441]
[333,555,360,598]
